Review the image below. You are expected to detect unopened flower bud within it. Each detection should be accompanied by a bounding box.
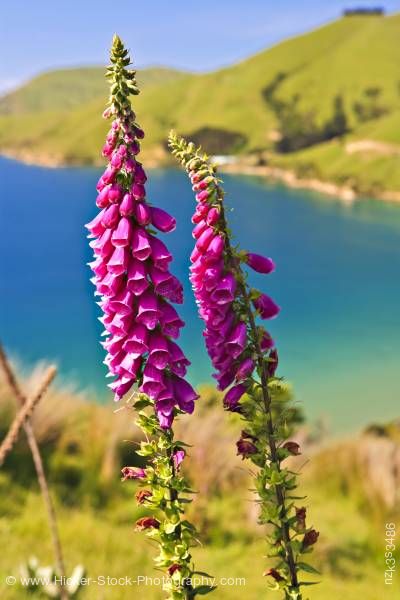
[263,568,285,582]
[135,517,160,530]
[302,529,319,549]
[282,441,301,456]
[135,489,152,505]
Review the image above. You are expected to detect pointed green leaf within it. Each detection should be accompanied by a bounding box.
[297,562,320,575]
[192,585,217,596]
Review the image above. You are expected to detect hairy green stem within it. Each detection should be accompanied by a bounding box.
[168,132,319,598]
[218,196,300,596]
[165,428,194,599]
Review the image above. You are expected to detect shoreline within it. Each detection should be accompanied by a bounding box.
[2,149,400,204]
[0,148,162,170]
[220,162,400,204]
[0,149,103,169]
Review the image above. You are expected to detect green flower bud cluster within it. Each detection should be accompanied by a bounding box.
[106,34,139,115]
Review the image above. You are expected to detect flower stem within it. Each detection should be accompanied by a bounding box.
[168,132,319,598]
[165,430,194,599]
[218,197,301,596]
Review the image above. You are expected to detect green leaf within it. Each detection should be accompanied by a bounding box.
[192,585,217,596]
[297,562,320,575]
[164,507,180,522]
[249,288,262,301]
[137,442,155,456]
[133,398,151,410]
[157,463,172,479]
[181,520,197,532]
[270,469,285,485]
[173,441,193,448]
[164,522,178,534]
[290,540,303,554]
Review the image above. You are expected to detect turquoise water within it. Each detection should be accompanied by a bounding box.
[1,156,399,432]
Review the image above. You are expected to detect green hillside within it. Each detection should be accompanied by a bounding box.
[1,375,400,599]
[1,14,400,196]
[0,66,185,115]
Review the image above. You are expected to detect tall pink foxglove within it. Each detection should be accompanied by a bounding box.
[86,37,213,600]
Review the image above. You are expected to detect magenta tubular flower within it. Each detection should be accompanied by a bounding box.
[123,323,149,357]
[245,252,275,274]
[87,209,106,236]
[226,322,247,359]
[150,206,177,233]
[253,293,281,320]
[102,204,120,228]
[148,236,172,271]
[159,301,185,339]
[107,289,134,315]
[86,40,197,429]
[141,363,166,397]
[136,290,159,330]
[168,340,190,377]
[127,259,149,295]
[223,383,247,411]
[135,202,152,226]
[166,134,281,415]
[235,357,256,381]
[260,330,275,351]
[131,227,151,261]
[121,466,147,481]
[108,246,129,275]
[148,331,170,369]
[172,376,198,414]
[173,449,186,471]
[120,192,136,216]
[211,273,237,304]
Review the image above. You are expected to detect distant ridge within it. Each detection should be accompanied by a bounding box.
[1,15,400,198]
[0,67,186,115]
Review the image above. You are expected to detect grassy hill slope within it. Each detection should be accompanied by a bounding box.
[1,14,400,196]
[0,66,186,115]
[0,373,399,599]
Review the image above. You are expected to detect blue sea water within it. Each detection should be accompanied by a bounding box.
[1,156,399,432]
